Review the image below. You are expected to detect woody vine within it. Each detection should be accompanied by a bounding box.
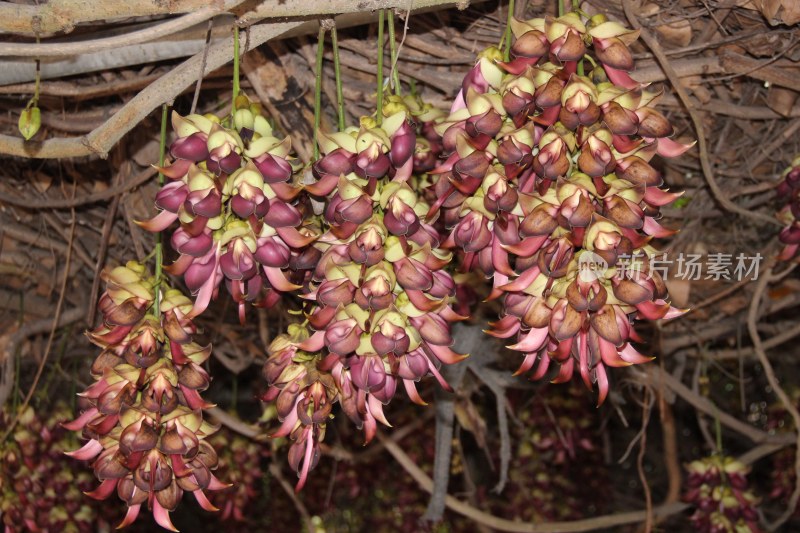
[60,5,696,531]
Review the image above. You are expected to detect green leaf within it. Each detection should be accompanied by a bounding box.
[18,106,41,141]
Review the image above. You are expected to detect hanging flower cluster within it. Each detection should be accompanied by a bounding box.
[65,262,226,531]
[1,403,109,533]
[498,385,606,522]
[776,155,800,261]
[208,428,265,523]
[427,13,688,403]
[139,97,313,322]
[763,392,800,514]
[683,455,761,533]
[262,106,467,489]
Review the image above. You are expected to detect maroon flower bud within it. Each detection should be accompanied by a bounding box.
[317,278,356,307]
[635,107,674,138]
[349,354,389,393]
[171,227,213,257]
[615,156,662,187]
[578,134,616,177]
[371,320,411,356]
[119,418,159,457]
[594,37,634,71]
[390,121,417,168]
[254,236,291,268]
[384,196,421,236]
[601,101,639,136]
[354,274,394,311]
[155,182,189,213]
[253,153,292,183]
[171,132,209,162]
[325,318,362,356]
[313,148,355,182]
[454,212,492,253]
[533,135,570,179]
[220,239,258,281]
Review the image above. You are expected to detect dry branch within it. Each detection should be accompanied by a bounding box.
[0,0,477,35]
[0,3,243,57]
[0,21,303,159]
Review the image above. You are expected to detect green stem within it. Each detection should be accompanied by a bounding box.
[331,25,345,131]
[376,9,385,125]
[503,0,515,62]
[572,0,580,11]
[388,10,400,96]
[313,25,326,160]
[558,0,564,17]
[32,35,40,107]
[154,103,168,317]
[232,25,240,104]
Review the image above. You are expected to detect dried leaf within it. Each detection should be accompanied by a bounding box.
[741,0,800,26]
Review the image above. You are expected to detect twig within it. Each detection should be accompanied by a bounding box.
[1,210,75,443]
[700,321,800,361]
[0,21,304,159]
[746,261,800,530]
[0,306,85,407]
[622,0,781,228]
[190,19,215,115]
[206,406,264,441]
[0,6,237,57]
[658,383,682,504]
[0,166,157,209]
[649,366,794,446]
[268,462,315,533]
[378,431,690,532]
[86,163,126,326]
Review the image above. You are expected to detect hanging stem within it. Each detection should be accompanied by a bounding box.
[376,9,385,125]
[558,0,564,17]
[388,10,401,96]
[331,24,345,131]
[503,0,515,62]
[572,0,584,77]
[232,25,240,104]
[154,103,169,317]
[313,25,326,160]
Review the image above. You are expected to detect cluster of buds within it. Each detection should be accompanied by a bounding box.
[65,261,226,531]
[497,385,606,522]
[776,155,800,261]
[139,96,314,322]
[208,428,264,522]
[428,12,688,403]
[1,403,108,532]
[763,393,800,513]
[262,106,466,489]
[683,455,761,532]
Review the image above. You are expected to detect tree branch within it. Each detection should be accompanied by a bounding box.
[0,21,303,159]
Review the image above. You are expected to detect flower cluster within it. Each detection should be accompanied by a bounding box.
[763,392,800,513]
[497,385,606,522]
[428,13,688,403]
[139,97,313,322]
[1,403,109,533]
[683,455,761,532]
[262,106,466,489]
[208,428,264,523]
[65,262,226,531]
[776,155,800,261]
